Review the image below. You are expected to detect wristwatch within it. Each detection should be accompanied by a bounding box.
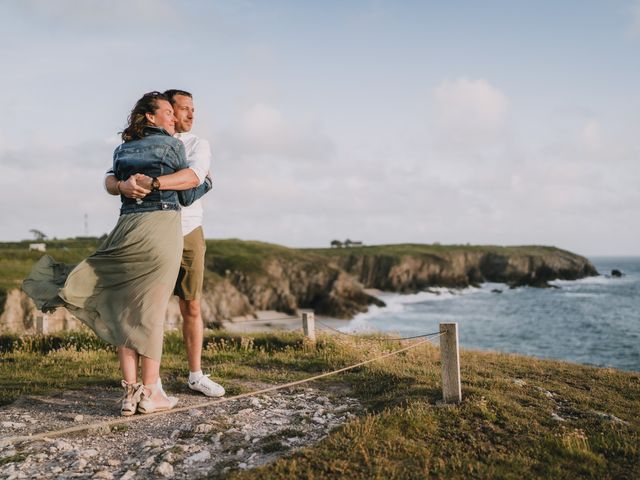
[151,177,160,192]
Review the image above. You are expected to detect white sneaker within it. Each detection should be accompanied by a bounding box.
[188,374,225,397]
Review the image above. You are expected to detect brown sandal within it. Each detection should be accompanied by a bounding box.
[120,380,144,416]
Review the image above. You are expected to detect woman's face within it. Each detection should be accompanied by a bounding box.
[145,99,176,135]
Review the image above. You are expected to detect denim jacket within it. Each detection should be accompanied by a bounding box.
[113,126,212,215]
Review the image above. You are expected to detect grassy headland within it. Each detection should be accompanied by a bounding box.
[0,330,638,478]
[0,239,598,322]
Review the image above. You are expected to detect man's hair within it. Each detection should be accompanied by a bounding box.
[120,91,169,142]
[163,89,193,105]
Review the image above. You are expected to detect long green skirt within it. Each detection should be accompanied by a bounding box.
[23,211,183,361]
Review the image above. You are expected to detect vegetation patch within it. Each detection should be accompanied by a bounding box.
[0,330,637,478]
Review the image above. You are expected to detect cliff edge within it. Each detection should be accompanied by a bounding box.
[0,240,597,333]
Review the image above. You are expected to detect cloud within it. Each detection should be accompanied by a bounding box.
[580,119,602,151]
[433,77,509,146]
[218,103,335,161]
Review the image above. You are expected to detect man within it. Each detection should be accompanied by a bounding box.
[105,89,224,398]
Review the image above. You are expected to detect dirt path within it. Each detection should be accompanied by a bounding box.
[0,383,360,479]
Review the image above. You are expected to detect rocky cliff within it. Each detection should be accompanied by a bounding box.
[0,241,598,334]
[324,246,598,291]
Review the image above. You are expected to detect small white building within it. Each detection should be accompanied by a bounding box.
[29,243,46,252]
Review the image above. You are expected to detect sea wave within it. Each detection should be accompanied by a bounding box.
[349,286,483,325]
[561,292,603,298]
[550,275,633,287]
[377,286,481,304]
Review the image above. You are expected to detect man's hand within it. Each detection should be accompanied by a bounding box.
[120,174,152,199]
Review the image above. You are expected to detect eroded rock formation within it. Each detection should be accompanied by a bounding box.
[0,244,598,334]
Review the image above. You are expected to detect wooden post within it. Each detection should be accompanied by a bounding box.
[302,311,316,342]
[36,314,48,334]
[440,323,461,403]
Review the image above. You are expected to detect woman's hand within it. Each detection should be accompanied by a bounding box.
[132,174,153,193]
[119,174,152,199]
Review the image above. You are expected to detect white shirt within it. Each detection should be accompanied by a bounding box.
[175,131,212,236]
[105,131,212,236]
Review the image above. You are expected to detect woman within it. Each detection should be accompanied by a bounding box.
[23,91,212,415]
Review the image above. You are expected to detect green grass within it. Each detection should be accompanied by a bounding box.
[304,243,571,257]
[1,330,638,479]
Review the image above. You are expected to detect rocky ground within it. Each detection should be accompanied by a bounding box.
[0,383,360,479]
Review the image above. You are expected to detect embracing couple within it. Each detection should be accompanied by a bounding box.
[24,90,224,416]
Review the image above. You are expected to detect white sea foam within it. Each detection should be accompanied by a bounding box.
[550,275,633,287]
[562,292,602,298]
[345,286,483,330]
[377,286,481,305]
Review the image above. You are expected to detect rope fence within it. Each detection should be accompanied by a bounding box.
[0,311,463,448]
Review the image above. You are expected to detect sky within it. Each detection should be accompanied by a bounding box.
[0,0,638,256]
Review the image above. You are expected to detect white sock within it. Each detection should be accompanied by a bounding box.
[189,370,203,383]
[155,378,166,395]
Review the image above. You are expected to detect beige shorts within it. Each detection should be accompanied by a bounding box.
[174,226,206,301]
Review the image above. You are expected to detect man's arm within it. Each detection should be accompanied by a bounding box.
[177,175,213,206]
[137,168,200,191]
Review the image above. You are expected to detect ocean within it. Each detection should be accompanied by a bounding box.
[342,257,640,372]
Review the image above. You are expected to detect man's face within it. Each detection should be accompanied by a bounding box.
[172,94,194,133]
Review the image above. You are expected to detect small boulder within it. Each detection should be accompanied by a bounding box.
[155,462,174,477]
[185,450,211,464]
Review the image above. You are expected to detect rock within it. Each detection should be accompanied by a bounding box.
[594,411,629,425]
[535,387,554,398]
[1,422,26,429]
[142,438,164,449]
[551,413,565,422]
[53,440,72,451]
[92,471,114,479]
[161,452,174,463]
[120,471,136,480]
[512,379,526,387]
[73,415,84,422]
[71,458,88,470]
[51,467,63,474]
[194,423,214,434]
[491,289,502,294]
[142,455,156,468]
[155,462,174,477]
[188,409,203,417]
[611,269,623,277]
[0,448,17,459]
[79,449,99,458]
[107,459,121,467]
[185,450,211,464]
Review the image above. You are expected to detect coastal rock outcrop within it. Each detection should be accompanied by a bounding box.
[0,242,598,334]
[216,258,384,319]
[328,248,597,292]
